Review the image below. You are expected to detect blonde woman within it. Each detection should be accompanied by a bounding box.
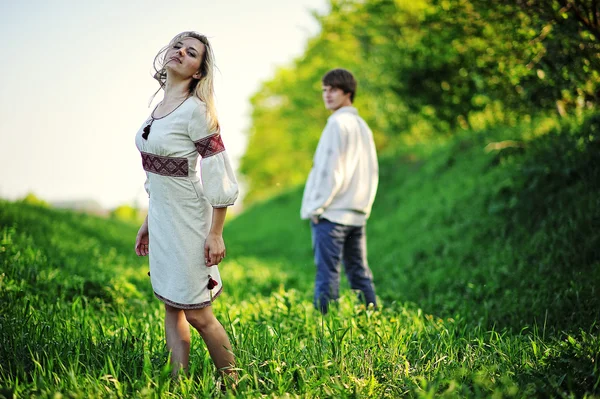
[134,31,238,383]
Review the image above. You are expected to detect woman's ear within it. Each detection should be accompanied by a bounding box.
[193,71,203,79]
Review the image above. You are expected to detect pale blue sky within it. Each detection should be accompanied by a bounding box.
[0,0,327,209]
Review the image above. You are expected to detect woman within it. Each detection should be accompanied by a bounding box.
[134,31,238,382]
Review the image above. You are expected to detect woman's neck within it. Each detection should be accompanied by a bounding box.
[163,76,192,103]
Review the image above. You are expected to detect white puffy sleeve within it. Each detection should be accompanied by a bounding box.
[188,105,239,208]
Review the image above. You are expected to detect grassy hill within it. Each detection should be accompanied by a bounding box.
[229,113,600,332]
[1,114,599,397]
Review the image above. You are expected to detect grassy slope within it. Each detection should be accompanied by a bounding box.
[229,114,600,332]
[0,114,599,398]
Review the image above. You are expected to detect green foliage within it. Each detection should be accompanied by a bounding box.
[20,192,49,208]
[1,114,599,397]
[110,204,145,224]
[473,0,600,113]
[230,113,600,396]
[235,112,600,332]
[240,0,599,203]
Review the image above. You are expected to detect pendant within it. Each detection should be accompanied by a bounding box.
[142,118,153,140]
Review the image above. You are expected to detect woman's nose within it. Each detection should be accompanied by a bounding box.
[178,47,186,56]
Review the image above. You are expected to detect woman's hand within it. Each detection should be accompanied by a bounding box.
[135,221,149,256]
[204,232,225,266]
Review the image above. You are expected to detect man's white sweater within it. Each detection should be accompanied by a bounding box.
[301,106,379,226]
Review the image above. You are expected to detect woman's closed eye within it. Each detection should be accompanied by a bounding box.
[173,45,196,57]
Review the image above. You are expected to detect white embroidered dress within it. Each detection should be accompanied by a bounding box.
[135,97,238,309]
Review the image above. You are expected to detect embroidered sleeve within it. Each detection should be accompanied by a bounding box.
[188,102,239,207]
[194,133,225,158]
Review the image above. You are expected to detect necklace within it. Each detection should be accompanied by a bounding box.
[142,96,190,140]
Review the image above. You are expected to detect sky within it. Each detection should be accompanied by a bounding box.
[0,0,327,210]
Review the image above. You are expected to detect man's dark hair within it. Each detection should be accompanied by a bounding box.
[322,68,357,102]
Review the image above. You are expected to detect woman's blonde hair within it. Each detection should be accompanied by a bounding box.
[152,31,219,133]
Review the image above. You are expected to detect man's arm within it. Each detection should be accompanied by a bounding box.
[301,121,345,219]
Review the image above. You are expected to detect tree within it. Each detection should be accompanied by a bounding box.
[239,0,599,204]
[21,192,50,208]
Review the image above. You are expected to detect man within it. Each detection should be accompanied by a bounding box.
[301,68,379,314]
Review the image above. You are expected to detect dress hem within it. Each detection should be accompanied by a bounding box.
[154,287,223,309]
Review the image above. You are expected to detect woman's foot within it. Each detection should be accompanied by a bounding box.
[219,369,238,395]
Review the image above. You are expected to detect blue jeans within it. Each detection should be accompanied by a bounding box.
[311,218,377,313]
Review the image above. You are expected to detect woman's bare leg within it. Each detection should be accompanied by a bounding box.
[164,304,191,375]
[183,306,235,374]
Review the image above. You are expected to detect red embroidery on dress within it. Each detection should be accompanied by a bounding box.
[194,134,225,158]
[141,152,188,177]
[154,289,222,309]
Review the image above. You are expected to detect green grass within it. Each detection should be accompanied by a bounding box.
[1,114,599,398]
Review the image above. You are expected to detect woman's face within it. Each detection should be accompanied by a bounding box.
[164,37,205,79]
